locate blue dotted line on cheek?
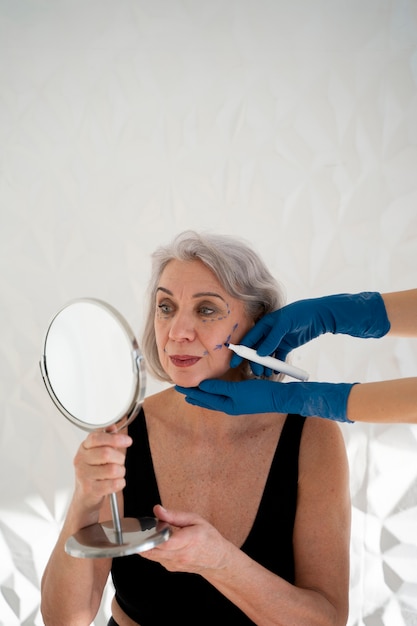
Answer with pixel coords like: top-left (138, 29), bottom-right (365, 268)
top-left (202, 318), bottom-right (226, 323)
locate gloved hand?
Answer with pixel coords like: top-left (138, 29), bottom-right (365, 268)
top-left (175, 379), bottom-right (356, 423)
top-left (231, 292), bottom-right (390, 376)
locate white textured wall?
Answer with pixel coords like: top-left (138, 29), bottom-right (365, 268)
top-left (1, 1), bottom-right (417, 625)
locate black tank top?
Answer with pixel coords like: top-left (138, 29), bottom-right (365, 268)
top-left (111, 409), bottom-right (306, 625)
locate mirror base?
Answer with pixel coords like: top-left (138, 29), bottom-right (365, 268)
top-left (65, 517), bottom-right (172, 558)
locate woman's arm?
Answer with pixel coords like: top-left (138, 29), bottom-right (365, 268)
top-left (382, 289), bottom-right (417, 337)
top-left (41, 498), bottom-right (113, 626)
top-left (40, 429), bottom-right (131, 625)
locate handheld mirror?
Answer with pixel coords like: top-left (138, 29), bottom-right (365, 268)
top-left (40, 298), bottom-right (171, 558)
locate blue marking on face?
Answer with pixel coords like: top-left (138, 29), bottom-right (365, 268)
top-left (212, 323), bottom-right (239, 352)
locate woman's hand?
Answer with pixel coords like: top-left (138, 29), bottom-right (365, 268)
top-left (72, 427), bottom-right (132, 514)
top-left (140, 504), bottom-right (231, 574)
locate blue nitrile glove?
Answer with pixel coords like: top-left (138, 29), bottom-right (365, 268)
top-left (231, 292), bottom-right (390, 376)
top-left (175, 380), bottom-right (356, 423)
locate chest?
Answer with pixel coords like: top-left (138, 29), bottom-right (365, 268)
top-left (149, 421), bottom-right (283, 546)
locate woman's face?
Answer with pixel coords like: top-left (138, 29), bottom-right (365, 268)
top-left (154, 259), bottom-right (254, 387)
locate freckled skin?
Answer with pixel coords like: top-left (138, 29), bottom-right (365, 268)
top-left (154, 259), bottom-right (253, 387)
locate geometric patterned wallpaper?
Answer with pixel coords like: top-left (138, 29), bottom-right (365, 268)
top-left (1, 1), bottom-right (417, 624)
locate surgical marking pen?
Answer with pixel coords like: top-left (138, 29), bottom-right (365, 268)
top-left (227, 343), bottom-right (309, 381)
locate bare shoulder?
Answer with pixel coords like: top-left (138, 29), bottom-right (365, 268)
top-left (301, 416), bottom-right (346, 447)
top-left (143, 386), bottom-right (176, 411)
top-left (298, 418), bottom-right (348, 479)
top-left (142, 386), bottom-right (181, 428)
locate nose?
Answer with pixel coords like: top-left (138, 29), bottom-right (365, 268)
top-left (168, 310), bottom-right (196, 342)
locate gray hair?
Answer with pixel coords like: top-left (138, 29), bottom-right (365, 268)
top-left (141, 230), bottom-right (285, 382)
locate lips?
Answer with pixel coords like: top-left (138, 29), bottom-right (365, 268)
top-left (169, 355), bottom-right (202, 368)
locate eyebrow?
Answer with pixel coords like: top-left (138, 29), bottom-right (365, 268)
top-left (156, 287), bottom-right (227, 302)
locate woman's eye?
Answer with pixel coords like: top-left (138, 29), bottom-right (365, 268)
top-left (199, 305), bottom-right (217, 316)
top-left (157, 303), bottom-right (173, 315)
top-left (156, 301), bottom-right (224, 318)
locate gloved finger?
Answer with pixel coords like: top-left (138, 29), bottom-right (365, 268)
top-left (175, 385), bottom-right (189, 396)
top-left (229, 353), bottom-right (243, 369)
top-left (250, 364), bottom-right (275, 377)
top-left (176, 383), bottom-right (229, 405)
top-left (274, 347), bottom-right (291, 361)
top-left (184, 395), bottom-right (219, 411)
top-left (256, 326), bottom-right (286, 356)
top-left (238, 312), bottom-right (288, 358)
top-left (227, 347), bottom-right (267, 375)
top-left (235, 318), bottom-right (272, 351)
top-left (180, 385), bottom-right (232, 413)
top-left (248, 361), bottom-right (267, 377)
top-left (198, 379), bottom-right (233, 394)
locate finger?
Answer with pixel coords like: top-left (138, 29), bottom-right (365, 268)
top-left (74, 461), bottom-right (127, 500)
top-left (154, 504), bottom-right (202, 528)
top-left (256, 332), bottom-right (284, 356)
top-left (75, 454), bottom-right (127, 492)
top-left (237, 320), bottom-right (269, 349)
top-left (198, 379), bottom-right (232, 394)
top-left (229, 353), bottom-right (243, 368)
top-left (248, 361), bottom-right (266, 377)
top-left (177, 382), bottom-right (229, 403)
top-left (184, 395), bottom-right (222, 411)
top-left (78, 443), bottom-right (128, 472)
top-left (274, 347), bottom-right (291, 361)
top-left (81, 450), bottom-right (127, 476)
top-left (82, 431), bottom-right (132, 451)
top-left (175, 385), bottom-right (189, 396)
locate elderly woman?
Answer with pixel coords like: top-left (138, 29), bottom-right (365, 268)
top-left (41, 230), bottom-right (350, 626)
